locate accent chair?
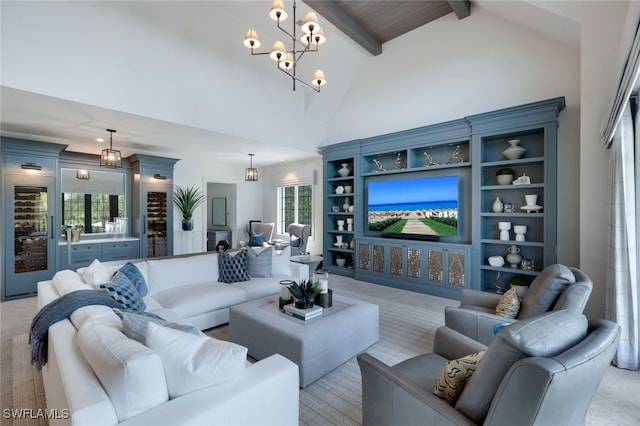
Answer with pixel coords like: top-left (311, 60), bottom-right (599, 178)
top-left (358, 310), bottom-right (620, 426)
top-left (445, 264), bottom-right (593, 345)
top-left (288, 223), bottom-right (311, 256)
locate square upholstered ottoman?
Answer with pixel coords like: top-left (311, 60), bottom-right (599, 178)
top-left (229, 293), bottom-right (379, 388)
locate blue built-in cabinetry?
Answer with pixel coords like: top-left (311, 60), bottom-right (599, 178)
top-left (320, 97), bottom-right (565, 299)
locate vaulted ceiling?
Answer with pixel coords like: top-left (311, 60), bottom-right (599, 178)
top-left (0, 1), bottom-right (579, 167)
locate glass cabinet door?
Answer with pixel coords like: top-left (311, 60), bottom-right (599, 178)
top-left (146, 191), bottom-right (168, 257)
top-left (5, 174), bottom-right (56, 299)
top-left (14, 186), bottom-right (49, 273)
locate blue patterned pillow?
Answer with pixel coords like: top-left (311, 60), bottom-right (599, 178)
top-left (100, 272), bottom-right (146, 312)
top-left (250, 231), bottom-right (264, 247)
top-left (117, 262), bottom-right (147, 297)
top-left (218, 250), bottom-right (251, 283)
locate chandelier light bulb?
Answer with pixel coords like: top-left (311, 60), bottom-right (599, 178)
top-left (269, 40), bottom-right (288, 62)
top-left (301, 27), bottom-right (326, 46)
top-left (279, 53), bottom-right (295, 71)
top-left (301, 11), bottom-right (320, 35)
top-left (243, 29), bottom-right (261, 49)
top-left (311, 69), bottom-right (326, 87)
top-left (269, 0), bottom-right (288, 22)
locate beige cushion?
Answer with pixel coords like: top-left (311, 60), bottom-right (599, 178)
top-left (146, 322), bottom-right (247, 398)
top-left (433, 351), bottom-right (486, 405)
top-left (77, 320), bottom-right (168, 421)
top-left (495, 288), bottom-right (520, 319)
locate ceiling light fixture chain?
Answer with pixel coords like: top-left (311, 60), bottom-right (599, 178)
top-left (244, 0), bottom-right (327, 92)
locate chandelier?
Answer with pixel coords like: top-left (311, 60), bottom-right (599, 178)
top-left (100, 129), bottom-right (122, 169)
top-left (243, 0), bottom-right (327, 92)
top-left (245, 154), bottom-right (258, 181)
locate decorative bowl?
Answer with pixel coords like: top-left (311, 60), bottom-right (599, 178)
top-left (497, 174), bottom-right (514, 185)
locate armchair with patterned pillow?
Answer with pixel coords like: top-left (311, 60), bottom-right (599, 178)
top-left (287, 223), bottom-right (311, 256)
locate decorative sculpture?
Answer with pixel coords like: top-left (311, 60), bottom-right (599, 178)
top-left (423, 152), bottom-right (438, 167)
top-left (373, 158), bottom-right (385, 172)
top-left (445, 145), bottom-right (463, 165)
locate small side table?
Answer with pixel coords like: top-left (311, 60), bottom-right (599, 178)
top-left (290, 254), bottom-right (323, 281)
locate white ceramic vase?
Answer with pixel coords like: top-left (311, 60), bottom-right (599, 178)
top-left (492, 197), bottom-right (504, 213)
top-left (502, 139), bottom-right (526, 160)
top-left (506, 245), bottom-right (522, 268)
top-left (338, 163), bottom-right (350, 177)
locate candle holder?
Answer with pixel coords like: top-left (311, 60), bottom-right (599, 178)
top-left (278, 279), bottom-right (295, 310)
top-left (313, 269), bottom-right (332, 308)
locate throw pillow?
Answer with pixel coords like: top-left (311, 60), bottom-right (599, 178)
top-left (218, 250), bottom-right (251, 283)
top-left (290, 235), bottom-right (301, 248)
top-left (145, 322), bottom-right (248, 398)
top-left (117, 262), bottom-right (148, 297)
top-left (118, 310), bottom-right (201, 344)
top-left (250, 231), bottom-right (265, 247)
top-left (433, 350), bottom-right (486, 405)
top-left (82, 259), bottom-right (112, 288)
top-left (99, 272), bottom-right (146, 312)
top-left (495, 287), bottom-right (521, 319)
top-left (246, 246), bottom-right (273, 278)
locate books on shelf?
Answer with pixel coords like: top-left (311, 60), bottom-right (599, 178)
top-left (283, 304), bottom-right (323, 321)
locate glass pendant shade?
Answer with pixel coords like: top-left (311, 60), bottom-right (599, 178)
top-left (245, 154), bottom-right (258, 181)
top-left (269, 0), bottom-right (288, 21)
top-left (301, 11), bottom-right (320, 34)
top-left (311, 69), bottom-right (326, 87)
top-left (243, 29), bottom-right (261, 49)
top-left (100, 129), bottom-right (122, 169)
top-left (269, 41), bottom-right (287, 61)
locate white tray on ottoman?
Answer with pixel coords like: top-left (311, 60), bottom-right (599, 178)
top-left (229, 293), bottom-right (379, 388)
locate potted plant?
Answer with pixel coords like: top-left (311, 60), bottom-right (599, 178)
top-left (509, 275), bottom-right (529, 298)
top-left (496, 167), bottom-right (515, 185)
top-left (335, 253), bottom-right (346, 267)
top-left (287, 280), bottom-right (320, 309)
top-left (173, 185), bottom-right (206, 231)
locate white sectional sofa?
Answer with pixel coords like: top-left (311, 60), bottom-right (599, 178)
top-left (36, 247), bottom-right (306, 426)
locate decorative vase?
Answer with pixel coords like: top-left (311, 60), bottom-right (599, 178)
top-left (506, 245), bottom-right (522, 268)
top-left (349, 238), bottom-right (355, 249)
top-left (295, 299), bottom-right (314, 309)
top-left (182, 219), bottom-right (193, 231)
top-left (338, 163), bottom-right (350, 177)
top-left (496, 174), bottom-right (514, 185)
top-left (502, 139), bottom-right (526, 160)
top-left (492, 197), bottom-right (504, 213)
top-left (336, 257), bottom-right (346, 267)
top-left (343, 197), bottom-right (351, 212)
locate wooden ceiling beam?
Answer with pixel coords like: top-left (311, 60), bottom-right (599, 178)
top-left (303, 0), bottom-right (383, 56)
top-left (447, 0), bottom-right (471, 20)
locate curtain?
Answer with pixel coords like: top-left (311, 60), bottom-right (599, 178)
top-left (606, 103), bottom-right (639, 370)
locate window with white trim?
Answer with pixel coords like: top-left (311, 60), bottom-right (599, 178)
top-left (278, 184), bottom-right (312, 234)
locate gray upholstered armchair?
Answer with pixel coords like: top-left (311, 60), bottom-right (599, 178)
top-left (288, 223), bottom-right (311, 256)
top-left (445, 264), bottom-right (593, 345)
top-left (358, 310), bottom-right (620, 426)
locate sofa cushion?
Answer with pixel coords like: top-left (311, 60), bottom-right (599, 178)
top-left (152, 282), bottom-right (247, 318)
top-left (233, 278), bottom-right (280, 301)
top-left (77, 320), bottom-right (169, 421)
top-left (99, 272), bottom-right (146, 312)
top-left (246, 246), bottom-right (272, 278)
top-left (117, 262), bottom-right (148, 297)
top-left (81, 259), bottom-right (112, 288)
top-left (146, 322), bottom-right (247, 398)
top-left (119, 311), bottom-right (201, 344)
top-left (272, 245), bottom-right (292, 276)
top-left (495, 288), bottom-right (520, 319)
top-left (219, 250), bottom-right (251, 283)
top-left (434, 350), bottom-right (486, 405)
top-left (146, 253), bottom-right (218, 294)
top-left (69, 305), bottom-right (122, 330)
top-left (455, 310), bottom-right (588, 423)
top-left (517, 264), bottom-right (576, 319)
top-left (52, 269), bottom-right (92, 295)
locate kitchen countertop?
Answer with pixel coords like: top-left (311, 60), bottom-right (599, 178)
top-left (58, 237), bottom-right (140, 246)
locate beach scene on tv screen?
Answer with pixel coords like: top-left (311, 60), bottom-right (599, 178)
top-left (367, 176), bottom-right (458, 236)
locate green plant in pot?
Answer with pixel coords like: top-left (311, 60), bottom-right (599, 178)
top-left (335, 253), bottom-right (346, 267)
top-left (509, 275), bottom-right (529, 298)
top-left (173, 185), bottom-right (206, 231)
top-left (288, 280), bottom-right (320, 309)
top-left (496, 167), bottom-right (515, 185)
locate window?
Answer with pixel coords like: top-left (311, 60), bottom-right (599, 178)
top-left (278, 184), bottom-right (312, 234)
top-left (62, 193), bottom-right (124, 233)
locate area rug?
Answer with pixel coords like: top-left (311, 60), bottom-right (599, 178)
top-left (12, 334), bottom-right (48, 426)
top-left (12, 290), bottom-right (446, 426)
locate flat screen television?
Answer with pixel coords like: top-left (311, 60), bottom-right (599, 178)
top-left (367, 175), bottom-right (459, 240)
